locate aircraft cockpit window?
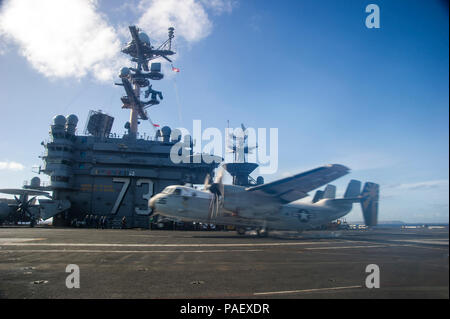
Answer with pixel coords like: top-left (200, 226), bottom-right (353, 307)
top-left (162, 187), bottom-right (175, 194)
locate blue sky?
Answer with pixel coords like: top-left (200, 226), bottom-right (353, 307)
top-left (0, 0), bottom-right (448, 222)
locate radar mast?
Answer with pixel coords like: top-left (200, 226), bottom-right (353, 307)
top-left (116, 26), bottom-right (175, 138)
top-left (223, 123), bottom-right (263, 186)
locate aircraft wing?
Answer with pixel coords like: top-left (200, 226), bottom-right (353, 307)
top-left (246, 164), bottom-right (350, 203)
top-left (0, 188), bottom-right (52, 198)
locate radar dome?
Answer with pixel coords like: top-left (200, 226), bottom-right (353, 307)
top-left (161, 126), bottom-right (171, 143)
top-left (161, 126), bottom-right (171, 135)
top-left (138, 32), bottom-right (150, 45)
top-left (66, 114), bottom-right (78, 125)
top-left (119, 67), bottom-right (130, 78)
top-left (256, 176), bottom-right (264, 185)
top-left (30, 177), bottom-right (41, 188)
top-left (53, 115), bottom-right (66, 126)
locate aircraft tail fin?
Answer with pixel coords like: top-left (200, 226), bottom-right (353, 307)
top-left (325, 180), bottom-right (361, 205)
top-left (344, 179), bottom-right (361, 198)
top-left (323, 184), bottom-right (336, 199)
top-left (360, 182), bottom-right (379, 226)
top-left (312, 190), bottom-right (324, 203)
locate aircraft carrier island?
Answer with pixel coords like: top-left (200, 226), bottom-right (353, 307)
top-left (18, 26), bottom-right (221, 229)
top-left (35, 111), bottom-right (219, 228)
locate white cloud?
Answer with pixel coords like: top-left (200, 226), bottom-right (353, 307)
top-left (0, 0), bottom-right (124, 82)
top-left (381, 179), bottom-right (449, 200)
top-left (200, 0), bottom-right (236, 15)
top-left (0, 0), bottom-right (235, 81)
top-left (138, 0), bottom-right (211, 43)
top-left (134, 0), bottom-right (235, 78)
top-left (137, 0), bottom-right (233, 43)
top-left (394, 179), bottom-right (449, 191)
top-left (0, 161), bottom-right (25, 171)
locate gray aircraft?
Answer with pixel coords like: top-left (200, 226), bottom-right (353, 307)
top-left (0, 189), bottom-right (49, 226)
top-left (149, 164), bottom-right (379, 236)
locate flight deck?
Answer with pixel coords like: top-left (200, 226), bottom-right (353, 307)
top-left (0, 227), bottom-right (448, 299)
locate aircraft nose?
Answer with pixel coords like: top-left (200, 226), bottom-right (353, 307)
top-left (149, 194), bottom-right (168, 213)
top-left (149, 196), bottom-right (158, 210)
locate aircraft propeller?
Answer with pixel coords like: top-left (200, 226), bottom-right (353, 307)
top-left (13, 195), bottom-right (38, 225)
top-left (205, 167), bottom-right (225, 221)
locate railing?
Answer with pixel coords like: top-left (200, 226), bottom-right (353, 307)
top-left (23, 180), bottom-right (50, 187)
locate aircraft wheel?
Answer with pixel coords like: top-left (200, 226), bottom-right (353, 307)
top-left (236, 227), bottom-right (246, 235)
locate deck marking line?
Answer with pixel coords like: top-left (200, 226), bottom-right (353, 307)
top-left (389, 239), bottom-right (449, 246)
top-left (0, 249), bottom-right (263, 254)
top-left (0, 241), bottom-right (347, 248)
top-left (0, 238), bottom-right (46, 243)
top-left (305, 245), bottom-right (386, 250)
top-left (254, 285), bottom-right (363, 295)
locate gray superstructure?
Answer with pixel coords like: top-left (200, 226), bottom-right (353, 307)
top-left (27, 26), bottom-right (220, 228)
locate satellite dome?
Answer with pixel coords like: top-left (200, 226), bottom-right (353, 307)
top-left (30, 177), bottom-right (41, 188)
top-left (161, 126), bottom-right (171, 143)
top-left (138, 32), bottom-right (150, 45)
top-left (53, 115), bottom-right (66, 126)
top-left (256, 176), bottom-right (264, 185)
top-left (66, 114), bottom-right (78, 125)
top-left (119, 67), bottom-right (130, 78)
top-left (161, 126), bottom-right (171, 135)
